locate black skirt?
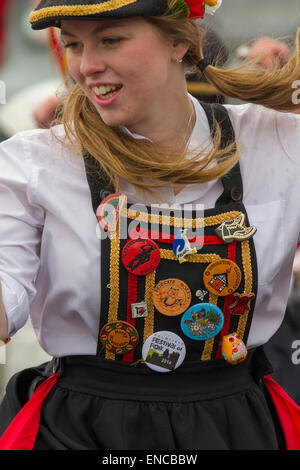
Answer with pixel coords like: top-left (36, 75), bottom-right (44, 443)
top-left (0, 348), bottom-right (285, 450)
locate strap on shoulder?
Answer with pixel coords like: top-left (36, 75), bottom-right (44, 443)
top-left (199, 102), bottom-right (243, 207)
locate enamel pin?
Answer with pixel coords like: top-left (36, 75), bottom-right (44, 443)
top-left (131, 301), bottom-right (148, 319)
top-left (229, 293), bottom-right (255, 315)
top-left (195, 289), bottom-right (208, 301)
top-left (215, 213), bottom-right (257, 243)
top-left (173, 229), bottom-right (197, 263)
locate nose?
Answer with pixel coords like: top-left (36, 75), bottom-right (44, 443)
top-left (79, 45), bottom-right (106, 77)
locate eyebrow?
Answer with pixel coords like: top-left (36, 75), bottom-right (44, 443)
top-left (61, 21), bottom-right (128, 37)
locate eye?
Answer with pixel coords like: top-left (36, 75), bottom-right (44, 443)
top-left (63, 42), bottom-right (81, 51)
top-left (102, 37), bottom-right (122, 46)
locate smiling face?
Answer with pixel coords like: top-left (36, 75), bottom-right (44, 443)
top-left (61, 18), bottom-right (189, 135)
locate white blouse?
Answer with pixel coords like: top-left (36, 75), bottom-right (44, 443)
top-left (0, 95), bottom-right (300, 356)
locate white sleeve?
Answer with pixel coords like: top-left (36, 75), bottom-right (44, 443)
top-left (226, 103), bottom-right (300, 245)
top-left (0, 133), bottom-right (45, 336)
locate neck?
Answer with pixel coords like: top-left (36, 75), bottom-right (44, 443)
top-left (126, 94), bottom-right (196, 153)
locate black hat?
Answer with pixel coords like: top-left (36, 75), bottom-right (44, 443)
top-left (30, 0), bottom-right (173, 30)
top-left (30, 0), bottom-right (222, 31)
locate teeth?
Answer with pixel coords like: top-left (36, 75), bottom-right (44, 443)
top-left (92, 85), bottom-right (121, 99)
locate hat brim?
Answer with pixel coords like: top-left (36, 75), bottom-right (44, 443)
top-left (30, 0), bottom-right (169, 30)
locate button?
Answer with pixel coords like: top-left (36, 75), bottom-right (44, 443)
top-left (142, 331), bottom-right (186, 372)
top-left (215, 213), bottom-right (257, 243)
top-left (222, 333), bottom-right (247, 365)
top-left (153, 279), bottom-right (192, 316)
top-left (181, 303), bottom-right (224, 341)
top-left (231, 187), bottom-right (242, 201)
top-left (229, 293), bottom-right (255, 315)
top-left (131, 301), bottom-right (148, 318)
top-left (122, 238), bottom-right (160, 276)
top-left (173, 229), bottom-right (197, 263)
top-left (96, 193), bottom-right (126, 232)
top-left (203, 259), bottom-right (241, 296)
top-left (99, 321), bottom-right (139, 354)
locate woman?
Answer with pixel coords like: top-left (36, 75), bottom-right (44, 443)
top-left (0, 0), bottom-right (300, 450)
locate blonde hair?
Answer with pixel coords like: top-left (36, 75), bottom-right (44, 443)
top-left (56, 8), bottom-right (300, 198)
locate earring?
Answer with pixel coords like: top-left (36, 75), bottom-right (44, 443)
top-left (175, 56), bottom-right (183, 64)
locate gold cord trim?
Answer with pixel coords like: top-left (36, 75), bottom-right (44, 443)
top-left (122, 209), bottom-right (241, 229)
top-left (106, 232), bottom-right (121, 360)
top-left (160, 249), bottom-right (221, 263)
top-left (143, 271), bottom-right (156, 343)
top-left (201, 293), bottom-right (218, 361)
top-left (30, 0), bottom-right (137, 23)
top-left (237, 240), bottom-right (253, 339)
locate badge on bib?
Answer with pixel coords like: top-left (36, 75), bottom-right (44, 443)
top-left (222, 333), bottom-right (247, 365)
top-left (215, 213), bottom-right (257, 243)
top-left (173, 229), bottom-right (197, 263)
top-left (229, 293), bottom-right (255, 315)
top-left (153, 278), bottom-right (192, 316)
top-left (122, 238), bottom-right (160, 276)
top-left (203, 259), bottom-right (241, 296)
top-left (131, 301), bottom-right (148, 318)
top-left (142, 331), bottom-right (186, 372)
top-left (181, 303), bottom-right (224, 341)
top-left (99, 321), bottom-right (139, 355)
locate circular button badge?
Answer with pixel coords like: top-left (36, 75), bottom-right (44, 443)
top-left (181, 303), bottom-right (224, 341)
top-left (142, 331), bottom-right (186, 373)
top-left (153, 278), bottom-right (192, 317)
top-left (122, 238), bottom-right (160, 276)
top-left (99, 321), bottom-right (139, 355)
top-left (203, 259), bottom-right (242, 296)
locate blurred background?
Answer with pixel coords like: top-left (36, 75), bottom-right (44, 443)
top-left (0, 0), bottom-right (300, 400)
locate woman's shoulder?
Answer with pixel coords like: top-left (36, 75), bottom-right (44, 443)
top-left (224, 102), bottom-right (300, 136)
top-left (0, 124), bottom-right (83, 173)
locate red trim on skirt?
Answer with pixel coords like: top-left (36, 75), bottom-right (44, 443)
top-left (263, 374), bottom-right (300, 450)
top-left (0, 373), bottom-right (58, 450)
top-left (1, 371), bottom-right (300, 450)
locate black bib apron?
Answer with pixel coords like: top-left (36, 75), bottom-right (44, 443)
top-left (0, 103), bottom-right (286, 450)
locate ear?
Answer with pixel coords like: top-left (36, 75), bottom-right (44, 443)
top-left (171, 40), bottom-right (190, 62)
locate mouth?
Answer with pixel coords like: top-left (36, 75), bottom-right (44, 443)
top-left (91, 84), bottom-right (123, 100)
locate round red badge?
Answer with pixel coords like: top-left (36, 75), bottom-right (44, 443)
top-left (122, 238), bottom-right (160, 276)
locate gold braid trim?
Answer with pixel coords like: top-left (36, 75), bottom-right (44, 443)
top-left (105, 232), bottom-right (121, 360)
top-left (237, 240), bottom-right (253, 339)
top-left (160, 249), bottom-right (221, 263)
top-left (201, 293), bottom-right (218, 361)
top-left (143, 271), bottom-right (156, 343)
top-left (122, 209), bottom-right (241, 228)
top-left (30, 0), bottom-right (137, 23)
